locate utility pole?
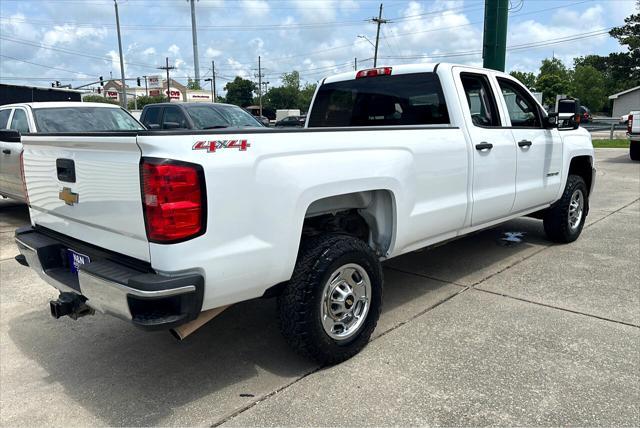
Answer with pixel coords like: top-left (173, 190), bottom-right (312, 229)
top-left (354, 57), bottom-right (357, 70)
top-left (158, 57), bottom-right (176, 102)
top-left (143, 75), bottom-right (148, 96)
top-left (371, 3), bottom-right (388, 67)
top-left (211, 60), bottom-right (216, 102)
top-left (255, 55), bottom-right (264, 116)
top-left (482, 0), bottom-right (509, 71)
top-left (114, 0), bottom-right (127, 108)
top-left (188, 0), bottom-right (201, 86)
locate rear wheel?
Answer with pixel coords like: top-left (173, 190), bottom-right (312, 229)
top-left (278, 234), bottom-right (382, 365)
top-left (543, 175), bottom-right (588, 243)
top-left (630, 140), bottom-right (640, 161)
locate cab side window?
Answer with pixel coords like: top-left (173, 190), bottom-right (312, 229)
top-left (142, 107), bottom-right (162, 129)
top-left (497, 78), bottom-right (542, 128)
top-left (460, 73), bottom-right (501, 127)
top-left (0, 109), bottom-right (11, 129)
top-left (162, 106), bottom-right (189, 129)
top-left (10, 109), bottom-right (30, 133)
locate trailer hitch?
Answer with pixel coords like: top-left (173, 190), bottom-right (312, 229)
top-left (50, 292), bottom-right (94, 320)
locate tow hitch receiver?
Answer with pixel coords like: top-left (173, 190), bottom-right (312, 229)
top-left (50, 292), bottom-right (94, 320)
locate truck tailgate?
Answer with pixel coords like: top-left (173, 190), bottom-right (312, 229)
top-left (21, 135), bottom-right (149, 262)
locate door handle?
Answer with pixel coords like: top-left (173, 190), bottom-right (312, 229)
top-left (2, 149), bottom-right (10, 155)
top-left (518, 140), bottom-right (532, 148)
top-left (475, 142), bottom-right (493, 151)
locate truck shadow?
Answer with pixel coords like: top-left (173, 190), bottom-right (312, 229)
top-left (7, 217), bottom-right (548, 425)
top-left (0, 199), bottom-right (29, 232)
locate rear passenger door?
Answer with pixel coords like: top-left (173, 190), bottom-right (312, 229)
top-left (495, 77), bottom-right (563, 211)
top-left (454, 69), bottom-right (516, 226)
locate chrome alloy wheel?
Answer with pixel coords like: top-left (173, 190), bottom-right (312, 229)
top-left (320, 263), bottom-right (371, 341)
top-left (568, 189), bottom-right (584, 230)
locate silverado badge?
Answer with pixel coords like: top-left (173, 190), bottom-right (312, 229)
top-left (59, 187), bottom-right (79, 206)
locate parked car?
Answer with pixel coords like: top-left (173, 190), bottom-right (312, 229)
top-left (579, 106), bottom-right (592, 123)
top-left (140, 102), bottom-right (265, 130)
top-left (0, 102), bottom-right (144, 202)
top-left (627, 111), bottom-right (639, 161)
top-left (10, 64), bottom-right (594, 365)
top-left (275, 115), bottom-right (305, 127)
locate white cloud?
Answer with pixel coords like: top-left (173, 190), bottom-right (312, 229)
top-left (241, 0), bottom-right (269, 17)
top-left (168, 44), bottom-right (181, 56)
top-left (142, 47), bottom-right (156, 56)
top-left (205, 47), bottom-right (222, 58)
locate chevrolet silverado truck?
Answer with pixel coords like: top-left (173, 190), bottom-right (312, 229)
top-left (7, 64), bottom-right (595, 365)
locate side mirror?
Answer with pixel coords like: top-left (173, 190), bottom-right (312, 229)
top-left (0, 129), bottom-right (21, 143)
top-left (555, 98), bottom-right (581, 130)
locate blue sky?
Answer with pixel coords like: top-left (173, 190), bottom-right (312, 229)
top-left (0, 0), bottom-right (636, 94)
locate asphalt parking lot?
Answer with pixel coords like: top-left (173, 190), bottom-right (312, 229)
top-left (1, 148), bottom-right (638, 426)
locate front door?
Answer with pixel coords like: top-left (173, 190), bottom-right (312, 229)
top-left (456, 70), bottom-right (517, 226)
top-left (495, 77), bottom-right (563, 212)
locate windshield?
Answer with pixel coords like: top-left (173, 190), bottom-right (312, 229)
top-left (33, 107), bottom-right (144, 132)
top-left (185, 104), bottom-right (263, 128)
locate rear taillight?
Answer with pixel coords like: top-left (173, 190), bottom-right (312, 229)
top-left (628, 114), bottom-right (633, 134)
top-left (19, 150), bottom-right (29, 205)
top-left (356, 67), bottom-right (392, 79)
top-left (141, 158), bottom-right (206, 243)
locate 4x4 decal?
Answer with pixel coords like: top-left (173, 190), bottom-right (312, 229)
top-left (193, 140), bottom-right (250, 153)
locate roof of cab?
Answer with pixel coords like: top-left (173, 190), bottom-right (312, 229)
top-left (323, 63), bottom-right (439, 85)
top-left (1, 102), bottom-right (122, 109)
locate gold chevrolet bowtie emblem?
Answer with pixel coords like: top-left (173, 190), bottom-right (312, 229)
top-left (59, 187), bottom-right (79, 206)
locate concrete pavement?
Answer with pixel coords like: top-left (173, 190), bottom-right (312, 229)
top-left (1, 148), bottom-right (638, 426)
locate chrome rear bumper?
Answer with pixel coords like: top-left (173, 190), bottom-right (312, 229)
top-left (15, 227), bottom-right (203, 330)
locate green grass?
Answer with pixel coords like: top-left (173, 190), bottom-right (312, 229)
top-left (592, 139), bottom-right (630, 148)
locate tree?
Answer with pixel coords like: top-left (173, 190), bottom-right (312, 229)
top-left (187, 76), bottom-right (202, 90)
top-left (571, 65), bottom-right (606, 111)
top-left (127, 95), bottom-right (168, 110)
top-left (82, 95), bottom-right (119, 105)
top-left (298, 83), bottom-right (317, 112)
top-left (509, 71), bottom-right (536, 90)
top-left (536, 58), bottom-right (572, 106)
top-left (281, 71), bottom-right (300, 91)
top-left (224, 77), bottom-right (256, 107)
top-left (609, 2), bottom-right (640, 85)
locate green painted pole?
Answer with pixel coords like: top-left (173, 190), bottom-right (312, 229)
top-left (482, 0), bottom-right (509, 71)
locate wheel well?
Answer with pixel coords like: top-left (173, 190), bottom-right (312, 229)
top-left (302, 190), bottom-right (395, 257)
top-left (568, 156), bottom-right (593, 195)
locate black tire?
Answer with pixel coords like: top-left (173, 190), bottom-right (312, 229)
top-left (278, 234), bottom-right (383, 365)
top-left (630, 141), bottom-right (640, 161)
top-left (543, 175), bottom-right (588, 243)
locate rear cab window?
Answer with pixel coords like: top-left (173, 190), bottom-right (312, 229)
top-left (33, 107), bottom-right (144, 132)
top-left (308, 72), bottom-right (450, 127)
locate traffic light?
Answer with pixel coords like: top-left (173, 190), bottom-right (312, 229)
top-left (137, 77), bottom-right (141, 86)
top-left (97, 87), bottom-right (102, 94)
top-left (99, 76), bottom-right (104, 86)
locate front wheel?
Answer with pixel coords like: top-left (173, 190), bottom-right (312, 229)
top-left (543, 175), bottom-right (588, 243)
top-left (630, 140), bottom-right (640, 161)
top-left (278, 234), bottom-right (383, 365)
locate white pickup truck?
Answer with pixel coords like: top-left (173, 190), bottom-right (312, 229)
top-left (9, 64), bottom-right (594, 365)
